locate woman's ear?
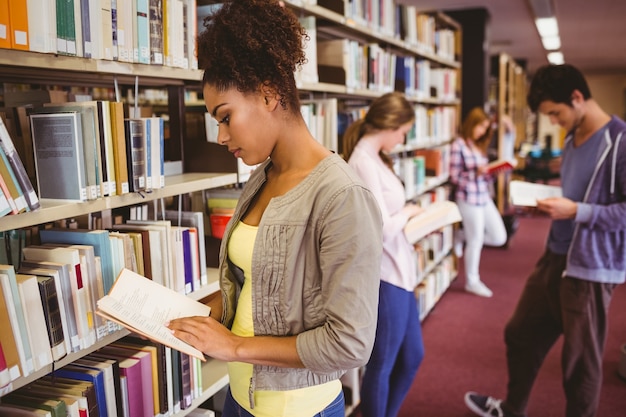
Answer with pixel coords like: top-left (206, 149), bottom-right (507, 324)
top-left (260, 82), bottom-right (279, 111)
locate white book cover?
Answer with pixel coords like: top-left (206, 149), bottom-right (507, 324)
top-left (15, 274), bottom-right (53, 372)
top-left (27, 0), bottom-right (56, 53)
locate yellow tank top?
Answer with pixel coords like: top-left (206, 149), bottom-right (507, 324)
top-left (227, 221), bottom-right (341, 417)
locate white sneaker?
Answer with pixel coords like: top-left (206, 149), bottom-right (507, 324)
top-left (465, 281), bottom-right (493, 298)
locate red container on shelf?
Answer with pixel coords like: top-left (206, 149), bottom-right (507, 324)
top-left (210, 213), bottom-right (233, 239)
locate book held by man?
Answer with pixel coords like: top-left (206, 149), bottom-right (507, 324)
top-left (509, 180), bottom-right (563, 207)
top-left (96, 268), bottom-right (210, 361)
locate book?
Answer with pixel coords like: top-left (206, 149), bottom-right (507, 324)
top-left (15, 273), bottom-right (53, 372)
top-left (20, 264), bottom-right (75, 355)
top-left (53, 364), bottom-right (108, 417)
top-left (109, 101), bottom-right (129, 195)
top-left (40, 243), bottom-right (109, 340)
top-left (404, 200), bottom-right (462, 244)
top-left (36, 274), bottom-right (67, 361)
top-left (123, 118), bottom-right (147, 192)
top-left (1, 394), bottom-right (67, 417)
top-left (105, 343), bottom-right (155, 417)
top-left (0, 404), bottom-right (51, 417)
top-left (0, 116), bottom-right (39, 210)
top-left (91, 348), bottom-right (145, 417)
top-left (38, 103), bottom-right (102, 200)
top-left (83, 354), bottom-right (124, 417)
top-left (29, 111), bottom-right (88, 201)
top-left (0, 339), bottom-right (12, 388)
top-left (117, 337), bottom-right (169, 416)
top-left (19, 260), bottom-right (79, 354)
top-left (149, 0), bottom-right (164, 64)
top-left (0, 0), bottom-right (11, 49)
top-left (80, 0), bottom-right (92, 57)
top-left (509, 180), bottom-right (563, 207)
top-left (22, 245), bottom-right (97, 350)
top-left (38, 228), bottom-right (116, 297)
top-left (0, 278), bottom-right (23, 381)
top-left (7, 0), bottom-right (29, 50)
top-left (136, 0), bottom-right (150, 64)
top-left (485, 158), bottom-right (518, 175)
top-left (96, 268), bottom-right (210, 360)
top-left (17, 386), bottom-right (81, 417)
top-left (38, 376), bottom-right (99, 417)
top-left (0, 140), bottom-right (28, 213)
top-left (0, 264), bottom-right (34, 376)
top-left (28, 380), bottom-right (91, 417)
top-left (72, 357), bottom-right (119, 417)
top-left (26, 0), bottom-right (57, 53)
top-left (0, 168), bottom-right (18, 216)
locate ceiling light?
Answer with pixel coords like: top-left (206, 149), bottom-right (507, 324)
top-left (535, 17), bottom-right (559, 37)
top-left (547, 51), bottom-right (564, 65)
top-left (541, 35), bottom-right (561, 50)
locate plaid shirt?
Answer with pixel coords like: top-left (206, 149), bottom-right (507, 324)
top-left (450, 137), bottom-right (491, 205)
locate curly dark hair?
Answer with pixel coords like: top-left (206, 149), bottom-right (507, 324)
top-left (198, 0), bottom-right (309, 113)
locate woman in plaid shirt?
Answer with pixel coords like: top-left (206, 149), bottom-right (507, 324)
top-left (450, 107), bottom-right (508, 297)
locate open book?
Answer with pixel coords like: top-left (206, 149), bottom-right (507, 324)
top-left (404, 200), bottom-right (462, 244)
top-left (485, 158), bottom-right (518, 175)
top-left (509, 180), bottom-right (562, 207)
top-left (96, 268), bottom-right (211, 360)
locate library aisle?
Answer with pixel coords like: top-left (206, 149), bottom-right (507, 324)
top-left (365, 215), bottom-right (626, 416)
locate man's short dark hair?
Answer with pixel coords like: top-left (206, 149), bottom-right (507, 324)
top-left (527, 64), bottom-right (591, 112)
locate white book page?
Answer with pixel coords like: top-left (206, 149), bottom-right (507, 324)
top-left (510, 180), bottom-right (562, 207)
top-left (96, 268), bottom-right (210, 360)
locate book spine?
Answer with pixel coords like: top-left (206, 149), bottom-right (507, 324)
top-left (80, 0), bottom-right (92, 57)
top-left (37, 276), bottom-right (67, 362)
top-left (111, 0), bottom-right (119, 60)
top-left (124, 119), bottom-right (146, 192)
top-left (136, 0), bottom-right (150, 64)
top-left (66, 0), bottom-right (77, 55)
top-left (8, 0), bottom-right (29, 50)
top-left (149, 0), bottom-right (163, 65)
top-left (0, 0), bottom-right (11, 49)
top-left (0, 117), bottom-right (39, 210)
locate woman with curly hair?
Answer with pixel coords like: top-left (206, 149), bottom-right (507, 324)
top-left (343, 92), bottom-right (425, 417)
top-left (449, 107), bottom-right (508, 298)
top-left (166, 1), bottom-right (384, 416)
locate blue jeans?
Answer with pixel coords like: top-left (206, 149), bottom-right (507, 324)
top-left (359, 281), bottom-right (424, 417)
top-left (222, 386), bottom-right (345, 417)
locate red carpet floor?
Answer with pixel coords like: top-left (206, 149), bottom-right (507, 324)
top-left (353, 215), bottom-right (626, 416)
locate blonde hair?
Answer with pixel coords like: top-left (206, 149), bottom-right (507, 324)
top-left (342, 92), bottom-right (415, 168)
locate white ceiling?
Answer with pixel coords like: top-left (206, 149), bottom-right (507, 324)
top-left (400, 0), bottom-right (626, 76)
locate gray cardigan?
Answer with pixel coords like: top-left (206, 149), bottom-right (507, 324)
top-left (567, 115), bottom-right (626, 283)
top-left (217, 154), bottom-right (383, 404)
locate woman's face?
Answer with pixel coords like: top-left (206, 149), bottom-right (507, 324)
top-left (471, 119), bottom-right (491, 141)
top-left (203, 83), bottom-right (276, 166)
top-left (382, 121), bottom-right (414, 153)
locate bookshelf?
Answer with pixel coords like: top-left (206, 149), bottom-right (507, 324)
top-left (489, 53), bottom-right (529, 214)
top-left (0, 0), bottom-right (462, 415)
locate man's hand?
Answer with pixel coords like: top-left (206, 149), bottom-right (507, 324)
top-left (536, 197), bottom-right (577, 219)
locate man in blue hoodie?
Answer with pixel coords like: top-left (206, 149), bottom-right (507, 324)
top-left (465, 63), bottom-right (626, 417)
